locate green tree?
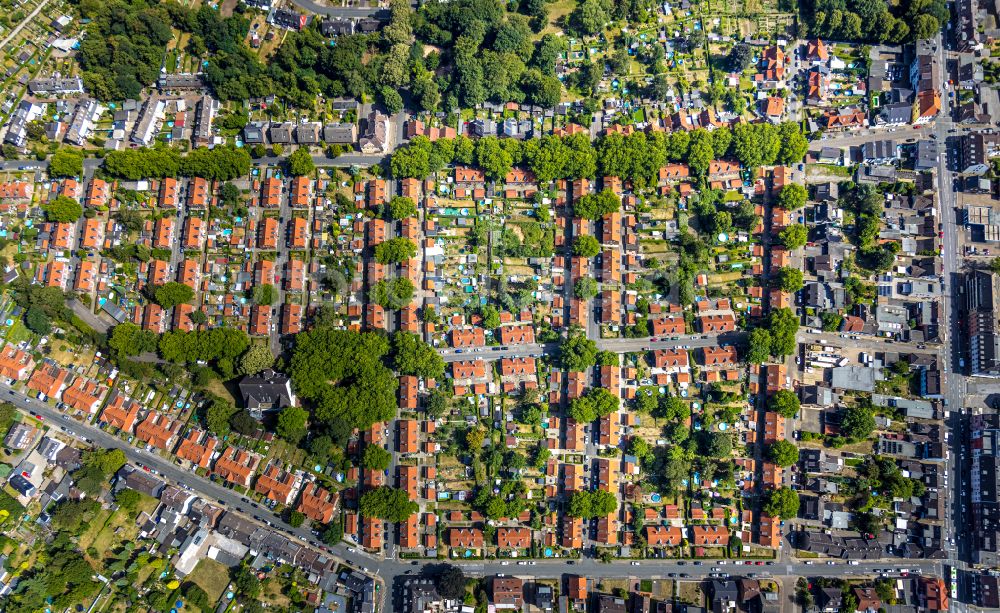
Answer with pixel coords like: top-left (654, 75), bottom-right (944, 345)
top-left (480, 305), bottom-right (502, 330)
top-left (571, 0), bottom-right (608, 35)
top-left (560, 329), bottom-right (598, 371)
top-left (374, 237), bottom-right (417, 264)
top-left (703, 431), bottom-right (733, 458)
top-left (567, 489), bottom-right (618, 518)
top-left (573, 277), bottom-right (599, 300)
top-left (769, 389), bottom-right (800, 418)
top-left (435, 566), bottom-right (467, 600)
top-left (115, 488), bottom-right (141, 512)
top-left (568, 387), bottom-right (619, 423)
top-left (573, 235), bottom-right (601, 258)
top-left (230, 409), bottom-right (258, 435)
top-left (763, 487), bottom-right (800, 519)
top-left (777, 183), bottom-right (808, 210)
top-left (841, 404), bottom-right (876, 441)
top-left (289, 329), bottom-right (398, 431)
top-left (42, 195), bottom-right (83, 222)
top-left (779, 224), bottom-right (808, 249)
top-left (359, 486), bottom-right (418, 522)
top-left (573, 190), bottom-right (619, 220)
top-left (24, 306), bottom-right (51, 334)
top-left (238, 343), bottom-right (274, 376)
top-left (205, 399), bottom-right (238, 436)
top-left (768, 307), bottom-right (799, 356)
top-left (288, 510), bottom-right (305, 528)
top-left (392, 331), bottom-right (445, 379)
top-left (232, 564), bottom-right (261, 598)
top-left (153, 282), bottom-right (195, 308)
top-left (49, 149), bottom-right (84, 177)
top-left (275, 406), bottom-right (308, 444)
top-left (362, 444), bottom-right (392, 471)
top-left (388, 196), bottom-right (417, 219)
top-left (288, 147), bottom-right (316, 177)
top-left (776, 267), bottom-right (804, 293)
top-left (370, 278), bottom-right (415, 309)
top-left (746, 328), bottom-right (772, 364)
top-left (767, 439), bottom-right (800, 467)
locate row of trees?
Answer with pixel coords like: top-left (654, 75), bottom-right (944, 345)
top-left (102, 146), bottom-right (252, 181)
top-left (390, 123), bottom-right (808, 187)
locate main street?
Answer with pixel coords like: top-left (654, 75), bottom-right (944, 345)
top-left (438, 332), bottom-right (747, 363)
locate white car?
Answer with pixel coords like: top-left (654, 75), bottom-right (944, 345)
top-left (631, 562), bottom-right (640, 566)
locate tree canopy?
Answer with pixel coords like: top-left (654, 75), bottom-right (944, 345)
top-left (779, 224), bottom-right (809, 250)
top-left (769, 389), bottom-right (800, 418)
top-left (42, 196), bottom-right (83, 222)
top-left (568, 387), bottom-right (619, 423)
top-left (286, 148), bottom-right (315, 176)
top-left (767, 439), bottom-right (800, 467)
top-left (49, 149), bottom-right (84, 177)
top-left (289, 329), bottom-right (397, 432)
top-left (777, 183), bottom-right (808, 210)
top-left (153, 281), bottom-right (195, 308)
top-left (573, 189), bottom-right (620, 220)
top-left (359, 486), bottom-right (418, 522)
top-left (763, 487), bottom-right (800, 519)
top-left (560, 329), bottom-right (598, 371)
top-left (573, 235), bottom-right (601, 258)
top-left (392, 331), bottom-right (445, 379)
top-left (374, 237), bottom-right (418, 264)
top-left (567, 489), bottom-right (618, 518)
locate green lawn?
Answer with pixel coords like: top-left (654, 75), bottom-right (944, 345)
top-left (189, 558), bottom-right (231, 603)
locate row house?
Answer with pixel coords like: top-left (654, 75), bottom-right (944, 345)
top-left (61, 376), bottom-right (105, 414)
top-left (289, 176), bottom-right (312, 208)
top-left (174, 304), bottom-right (196, 332)
top-left (174, 429), bottom-right (218, 468)
top-left (249, 304), bottom-right (272, 336)
top-left (0, 344), bottom-right (35, 381)
top-left (178, 259), bottom-right (200, 289)
top-left (261, 177), bottom-right (282, 207)
top-left (255, 461), bottom-right (302, 505)
top-left (159, 178), bottom-right (180, 208)
top-left (451, 327), bottom-right (485, 348)
top-left (100, 393), bottom-right (142, 432)
top-left (188, 177), bottom-right (211, 208)
top-left (152, 218), bottom-right (174, 249)
top-left (499, 324), bottom-right (534, 345)
top-left (281, 303), bottom-right (303, 335)
top-left (80, 218), bottom-right (103, 251)
top-left (85, 179), bottom-right (109, 208)
top-left (298, 483), bottom-right (338, 523)
top-left (27, 361), bottom-right (69, 398)
top-left (258, 217), bottom-right (279, 250)
top-left (135, 412), bottom-right (183, 450)
top-left (73, 261), bottom-right (96, 294)
top-left (183, 217), bottom-right (206, 250)
top-left (288, 217), bottom-right (308, 249)
top-left (214, 447), bottom-right (261, 487)
top-left (36, 260), bottom-right (68, 290)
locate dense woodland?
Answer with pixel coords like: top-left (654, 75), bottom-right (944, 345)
top-left (800, 0), bottom-right (949, 43)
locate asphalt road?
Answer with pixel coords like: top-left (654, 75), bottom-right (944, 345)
top-left (287, 0), bottom-right (390, 18)
top-left (439, 333), bottom-right (747, 363)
